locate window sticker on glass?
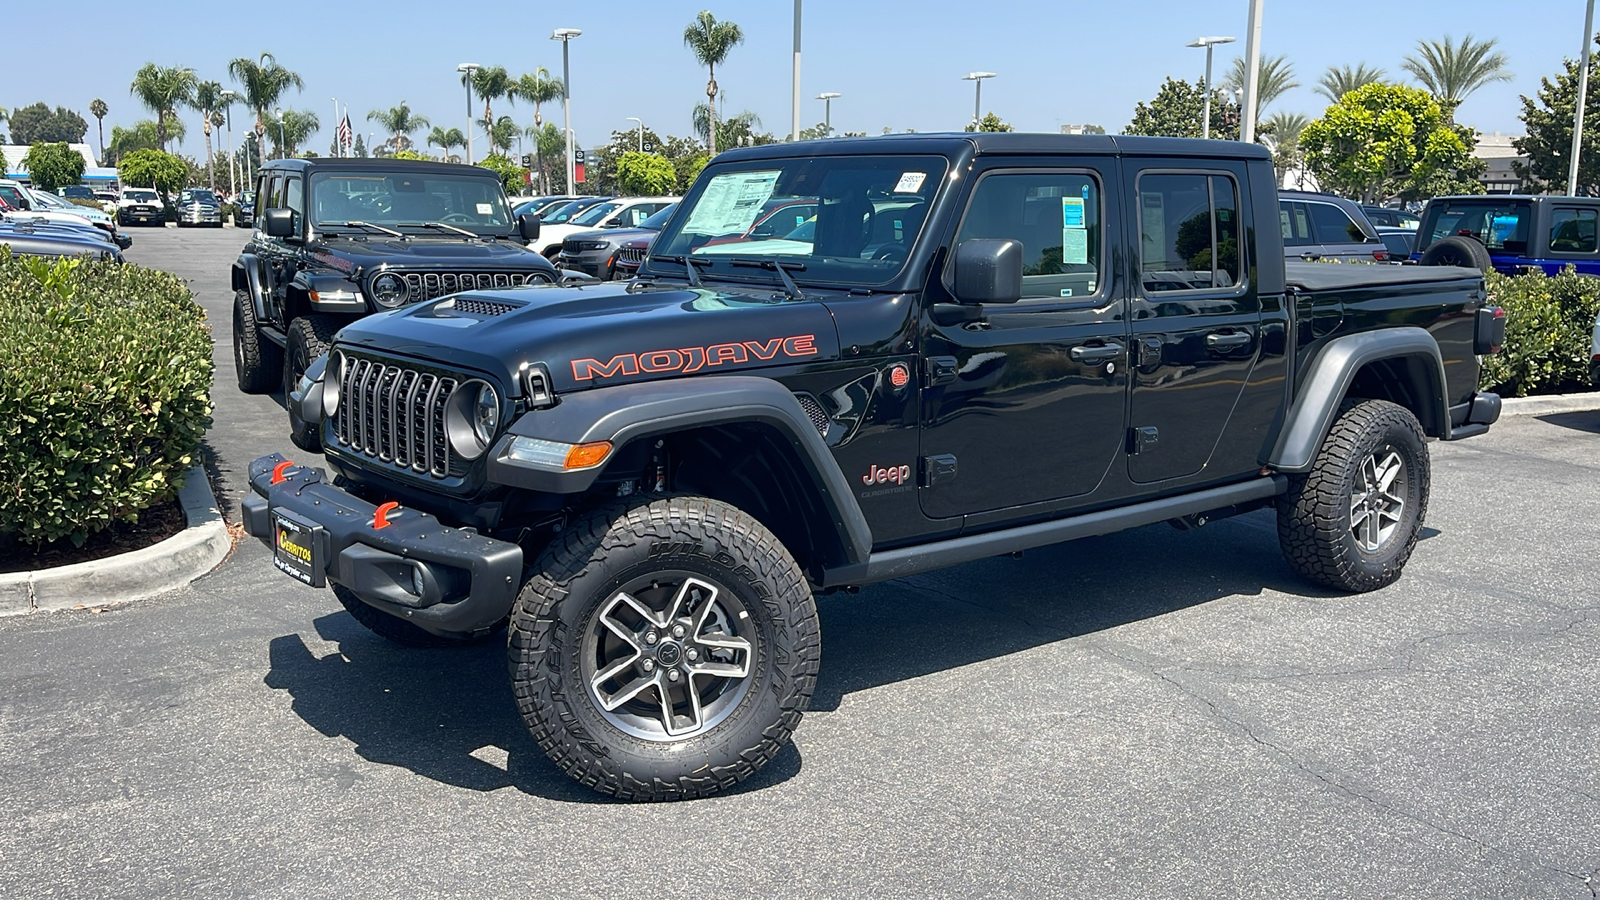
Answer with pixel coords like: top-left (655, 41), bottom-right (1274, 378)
top-left (683, 170), bottom-right (781, 236)
top-left (894, 172), bottom-right (928, 193)
top-left (476, 203), bottom-right (493, 215)
top-left (1062, 195), bottom-right (1089, 265)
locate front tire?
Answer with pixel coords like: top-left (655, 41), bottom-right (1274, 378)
top-left (510, 495), bottom-right (820, 801)
top-left (284, 315), bottom-right (339, 452)
top-left (1277, 399), bottom-right (1430, 592)
top-left (232, 289), bottom-right (282, 394)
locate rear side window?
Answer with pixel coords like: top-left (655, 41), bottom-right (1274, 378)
top-left (1549, 207), bottom-right (1598, 254)
top-left (1307, 201), bottom-right (1368, 244)
top-left (1280, 201), bottom-right (1315, 247)
top-left (955, 170), bottom-right (1103, 300)
top-left (1138, 173), bottom-right (1241, 293)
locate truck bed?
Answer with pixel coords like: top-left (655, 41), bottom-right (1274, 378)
top-left (1284, 260), bottom-right (1482, 291)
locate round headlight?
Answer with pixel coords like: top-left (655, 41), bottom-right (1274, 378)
top-left (444, 380), bottom-right (499, 460)
top-left (370, 273), bottom-right (407, 308)
top-left (322, 351), bottom-right (343, 417)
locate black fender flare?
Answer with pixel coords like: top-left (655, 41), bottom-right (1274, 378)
top-left (486, 376), bottom-right (873, 566)
top-left (232, 254), bottom-right (271, 322)
top-left (1267, 327), bottom-right (1450, 473)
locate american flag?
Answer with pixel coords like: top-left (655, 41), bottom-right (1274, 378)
top-left (336, 114), bottom-right (353, 150)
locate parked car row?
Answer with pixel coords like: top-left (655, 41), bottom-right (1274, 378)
top-left (0, 179), bottom-right (131, 253)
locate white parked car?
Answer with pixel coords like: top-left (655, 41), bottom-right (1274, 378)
top-left (117, 188), bottom-right (166, 226)
top-left (528, 196), bottom-right (677, 259)
top-left (28, 187), bottom-right (121, 235)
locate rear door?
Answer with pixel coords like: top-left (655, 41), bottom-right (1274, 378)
top-left (1279, 200), bottom-right (1322, 260)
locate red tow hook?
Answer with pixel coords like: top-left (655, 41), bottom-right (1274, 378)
top-left (373, 501), bottom-right (401, 530)
top-left (271, 460), bottom-right (296, 484)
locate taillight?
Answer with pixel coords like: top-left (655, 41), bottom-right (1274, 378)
top-left (1373, 249), bottom-right (1391, 261)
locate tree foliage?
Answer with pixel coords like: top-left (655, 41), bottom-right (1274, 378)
top-left (478, 153), bottom-right (528, 195)
top-left (118, 148), bottom-right (189, 195)
top-left (7, 103), bottom-right (88, 145)
top-left (129, 63), bottom-right (197, 151)
top-left (1402, 34), bottom-right (1512, 113)
top-left (107, 120), bottom-right (176, 164)
top-left (367, 102), bottom-right (429, 153)
top-left (1300, 83), bottom-right (1484, 202)
top-left (1261, 111), bottom-right (1310, 181)
top-left (20, 143), bottom-right (86, 192)
top-left (228, 52), bottom-right (305, 166)
top-left (1223, 54), bottom-right (1300, 115)
top-left (963, 112), bottom-right (1015, 133)
top-left (1514, 38), bottom-right (1600, 195)
top-left (616, 152), bottom-right (677, 196)
top-left (1124, 77), bottom-right (1239, 140)
top-left (269, 109), bottom-right (319, 158)
top-left (682, 10), bottom-right (745, 154)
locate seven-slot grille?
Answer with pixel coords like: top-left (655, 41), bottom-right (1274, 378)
top-left (615, 247), bottom-right (647, 264)
top-left (400, 272), bottom-right (536, 304)
top-left (332, 355), bottom-right (459, 477)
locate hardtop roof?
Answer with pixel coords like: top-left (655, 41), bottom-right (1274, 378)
top-left (715, 132), bottom-right (1271, 163)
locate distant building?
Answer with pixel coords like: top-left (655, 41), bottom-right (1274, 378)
top-left (1474, 131), bottom-right (1526, 194)
top-left (1059, 124), bottom-right (1106, 135)
top-left (0, 144), bottom-right (116, 187)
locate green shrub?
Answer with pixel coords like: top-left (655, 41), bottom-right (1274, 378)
top-left (1479, 266), bottom-right (1600, 397)
top-left (0, 249), bottom-right (213, 545)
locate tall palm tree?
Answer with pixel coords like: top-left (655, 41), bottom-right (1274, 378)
top-left (682, 10), bottom-right (745, 155)
top-left (1261, 111), bottom-right (1310, 183)
top-left (193, 80), bottom-right (225, 190)
top-left (469, 66), bottom-right (513, 145)
top-left (1222, 54), bottom-right (1300, 116)
top-left (488, 115), bottom-right (518, 156)
top-left (512, 68), bottom-right (565, 187)
top-left (129, 63), bottom-right (198, 152)
top-left (89, 98), bottom-right (108, 162)
top-left (1316, 64), bottom-right (1387, 104)
top-left (367, 102), bottom-right (430, 154)
top-left (1402, 34), bottom-right (1512, 114)
top-left (271, 109), bottom-right (319, 158)
top-left (692, 105), bottom-right (760, 150)
top-left (427, 126), bottom-right (465, 160)
top-left (228, 52), bottom-right (305, 168)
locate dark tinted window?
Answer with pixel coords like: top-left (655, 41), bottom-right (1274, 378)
top-left (956, 171), bottom-right (1102, 300)
top-left (1307, 201), bottom-right (1368, 244)
top-left (1138, 173), bottom-right (1241, 292)
top-left (1549, 207), bottom-right (1599, 253)
top-left (283, 177), bottom-right (304, 216)
top-left (1419, 199), bottom-right (1532, 253)
top-left (1379, 232), bottom-right (1415, 257)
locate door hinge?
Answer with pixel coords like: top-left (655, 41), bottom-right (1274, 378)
top-left (1127, 426), bottom-right (1159, 455)
top-left (925, 356), bottom-right (959, 388)
top-left (922, 454), bottom-right (958, 487)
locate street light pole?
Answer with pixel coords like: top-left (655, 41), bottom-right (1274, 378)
top-left (1187, 36), bottom-right (1237, 139)
top-left (1240, 0), bottom-right (1264, 144)
top-left (221, 90), bottom-right (237, 193)
top-left (331, 97), bottom-right (340, 157)
top-left (791, 0), bottom-right (802, 142)
top-left (552, 28), bottom-right (582, 194)
top-left (626, 117), bottom-right (644, 152)
top-left (816, 92), bottom-right (840, 134)
top-left (274, 107), bottom-right (284, 158)
top-left (457, 62), bottom-right (480, 165)
top-left (1571, 0), bottom-right (1596, 195)
top-left (963, 72), bottom-right (995, 128)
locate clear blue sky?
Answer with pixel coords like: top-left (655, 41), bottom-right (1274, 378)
top-left (3, 0), bottom-right (1580, 160)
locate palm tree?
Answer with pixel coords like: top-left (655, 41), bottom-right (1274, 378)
top-left (1401, 34), bottom-right (1512, 115)
top-left (1222, 54), bottom-right (1300, 116)
top-left (427, 126), bottom-right (465, 160)
top-left (367, 102), bottom-right (430, 154)
top-left (692, 105), bottom-right (760, 150)
top-left (193, 80), bottom-right (225, 190)
top-left (129, 63), bottom-right (198, 152)
top-left (1261, 111), bottom-right (1310, 184)
top-left (682, 10), bottom-right (745, 155)
top-left (469, 66), bottom-right (513, 145)
top-left (271, 109), bottom-right (319, 158)
top-left (512, 68), bottom-right (565, 188)
top-left (228, 52), bottom-right (305, 168)
top-left (488, 115), bottom-right (518, 156)
top-left (89, 98), bottom-right (108, 162)
top-left (1316, 64), bottom-right (1387, 104)
top-left (108, 120), bottom-right (168, 163)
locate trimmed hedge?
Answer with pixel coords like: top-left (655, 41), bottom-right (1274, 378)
top-left (0, 250), bottom-right (213, 545)
top-left (1480, 266), bottom-right (1600, 397)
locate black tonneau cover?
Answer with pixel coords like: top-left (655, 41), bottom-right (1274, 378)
top-left (1285, 260), bottom-right (1481, 291)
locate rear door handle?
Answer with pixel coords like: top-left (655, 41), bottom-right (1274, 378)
top-left (1070, 342), bottom-right (1124, 365)
top-left (1205, 331), bottom-right (1252, 351)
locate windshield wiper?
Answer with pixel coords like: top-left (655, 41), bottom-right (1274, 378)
top-left (648, 254), bottom-right (706, 287)
top-left (401, 221), bottom-right (478, 239)
top-left (340, 220), bottom-right (405, 239)
top-left (728, 258), bottom-right (806, 301)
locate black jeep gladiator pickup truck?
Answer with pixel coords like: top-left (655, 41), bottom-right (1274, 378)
top-left (242, 134), bottom-right (1504, 801)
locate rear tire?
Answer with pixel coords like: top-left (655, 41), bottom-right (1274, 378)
top-left (284, 315), bottom-right (339, 452)
top-left (509, 495), bottom-right (820, 801)
top-left (1277, 399), bottom-right (1430, 592)
top-left (232, 289), bottom-right (281, 394)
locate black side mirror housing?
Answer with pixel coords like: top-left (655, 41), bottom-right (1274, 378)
top-left (518, 213), bottom-right (541, 241)
top-left (951, 238), bottom-right (1024, 304)
top-left (262, 208), bottom-right (298, 239)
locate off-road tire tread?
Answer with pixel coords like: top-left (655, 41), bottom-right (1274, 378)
top-left (508, 495), bottom-right (820, 802)
top-left (233, 289), bottom-right (281, 394)
top-left (285, 315), bottom-right (339, 451)
top-left (1277, 399), bottom-right (1430, 592)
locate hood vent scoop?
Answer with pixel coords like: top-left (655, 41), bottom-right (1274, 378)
top-left (436, 296), bottom-right (522, 317)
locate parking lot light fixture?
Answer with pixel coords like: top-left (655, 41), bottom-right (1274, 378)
top-left (963, 72), bottom-right (995, 129)
top-left (816, 92), bottom-right (840, 133)
top-left (551, 29), bottom-right (582, 193)
top-left (457, 62), bottom-right (481, 165)
top-left (626, 117), bottom-right (644, 153)
top-left (220, 89), bottom-right (238, 193)
top-left (1186, 36), bottom-right (1236, 140)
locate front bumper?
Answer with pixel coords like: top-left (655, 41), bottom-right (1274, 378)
top-left (555, 249), bottom-right (608, 277)
top-left (179, 208), bottom-right (221, 225)
top-left (120, 207), bottom-right (163, 224)
top-left (241, 454), bottom-right (524, 637)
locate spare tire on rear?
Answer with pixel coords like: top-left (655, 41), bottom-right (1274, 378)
top-left (1419, 235), bottom-right (1492, 271)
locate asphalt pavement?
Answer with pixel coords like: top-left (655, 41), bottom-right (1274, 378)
top-left (1, 226), bottom-right (1596, 899)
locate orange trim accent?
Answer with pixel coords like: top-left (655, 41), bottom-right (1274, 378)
top-left (271, 461), bottom-right (295, 484)
top-left (373, 501), bottom-right (400, 530)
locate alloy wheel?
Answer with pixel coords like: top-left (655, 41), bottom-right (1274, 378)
top-left (1350, 447), bottom-right (1407, 552)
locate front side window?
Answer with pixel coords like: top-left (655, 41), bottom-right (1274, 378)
top-left (1549, 207), bottom-right (1599, 254)
top-left (283, 177), bottom-right (304, 216)
top-left (953, 171), bottom-right (1102, 300)
top-left (654, 154), bottom-right (946, 287)
top-left (1419, 199), bottom-right (1533, 253)
top-left (1138, 173), bottom-right (1241, 293)
top-left (307, 171), bottom-right (512, 232)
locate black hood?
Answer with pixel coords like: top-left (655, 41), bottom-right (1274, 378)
top-left (334, 280), bottom-right (840, 394)
top-left (312, 234), bottom-right (555, 273)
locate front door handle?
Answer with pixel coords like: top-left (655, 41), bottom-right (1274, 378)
top-left (1299, 251), bottom-right (1323, 261)
top-left (1205, 331), bottom-right (1253, 351)
top-left (1070, 342), bottom-right (1124, 365)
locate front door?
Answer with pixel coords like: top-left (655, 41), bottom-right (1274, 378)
top-left (919, 161), bottom-right (1130, 519)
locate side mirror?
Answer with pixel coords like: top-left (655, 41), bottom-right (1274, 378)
top-left (262, 208), bottom-right (297, 239)
top-left (518, 213), bottom-right (541, 241)
top-left (951, 238), bottom-right (1023, 304)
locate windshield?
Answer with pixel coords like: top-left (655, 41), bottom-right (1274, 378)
top-left (571, 201), bottom-right (622, 227)
top-left (125, 190), bottom-right (158, 202)
top-left (1419, 198), bottom-right (1533, 253)
top-left (542, 197), bottom-right (608, 224)
top-left (308, 171), bottom-right (513, 232)
top-left (32, 192), bottom-right (68, 208)
top-left (651, 155), bottom-right (946, 286)
top-left (181, 189), bottom-right (218, 203)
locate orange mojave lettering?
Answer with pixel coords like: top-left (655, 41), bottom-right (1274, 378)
top-left (571, 335), bottom-right (820, 381)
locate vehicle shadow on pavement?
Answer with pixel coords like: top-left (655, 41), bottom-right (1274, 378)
top-left (1536, 411), bottom-right (1600, 434)
top-left (262, 612), bottom-right (801, 803)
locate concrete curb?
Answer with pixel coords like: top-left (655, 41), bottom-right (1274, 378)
top-left (1500, 393), bottom-right (1600, 417)
top-left (0, 467), bottom-right (232, 617)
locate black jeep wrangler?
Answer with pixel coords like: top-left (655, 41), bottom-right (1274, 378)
top-left (230, 157), bottom-right (555, 449)
top-left (243, 135), bottom-right (1504, 801)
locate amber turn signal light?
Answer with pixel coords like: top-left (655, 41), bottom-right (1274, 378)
top-left (564, 441), bottom-right (613, 470)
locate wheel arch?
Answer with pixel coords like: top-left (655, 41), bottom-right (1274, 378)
top-left (232, 254), bottom-right (270, 321)
top-left (1268, 327), bottom-right (1450, 473)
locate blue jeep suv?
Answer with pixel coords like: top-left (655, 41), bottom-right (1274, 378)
top-left (1413, 195), bottom-right (1600, 275)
